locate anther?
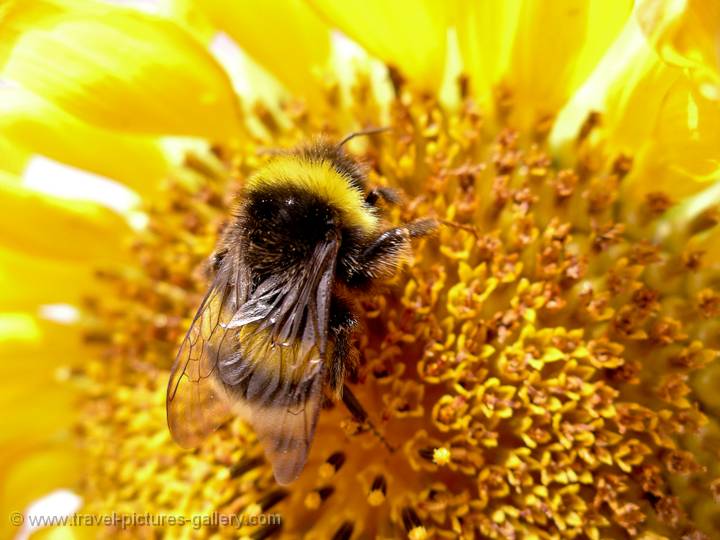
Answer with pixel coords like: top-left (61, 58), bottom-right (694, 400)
top-left (433, 447), bottom-right (451, 466)
top-left (304, 486), bottom-right (335, 510)
top-left (402, 507), bottom-right (426, 539)
top-left (256, 489), bottom-right (288, 512)
top-left (250, 522), bottom-right (282, 540)
top-left (612, 154), bottom-right (633, 178)
top-left (319, 451), bottom-right (346, 479)
top-left (367, 475), bottom-right (387, 506)
top-left (331, 521), bottom-right (354, 540)
top-left (229, 455), bottom-right (265, 479)
top-left (419, 447), bottom-right (436, 461)
top-left (688, 206), bottom-right (719, 236)
top-left (576, 111), bottom-right (601, 143)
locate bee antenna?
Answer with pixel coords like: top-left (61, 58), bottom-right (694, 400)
top-left (337, 126), bottom-right (391, 149)
top-left (437, 218), bottom-right (479, 238)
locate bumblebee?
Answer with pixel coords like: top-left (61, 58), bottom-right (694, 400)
top-left (166, 134), bottom-right (435, 484)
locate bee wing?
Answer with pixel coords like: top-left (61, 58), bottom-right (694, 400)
top-left (166, 262), bottom-right (245, 448)
top-left (224, 340), bottom-right (326, 484)
top-left (219, 237), bottom-right (340, 484)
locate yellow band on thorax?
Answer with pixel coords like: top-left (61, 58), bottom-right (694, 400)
top-left (247, 157), bottom-right (378, 233)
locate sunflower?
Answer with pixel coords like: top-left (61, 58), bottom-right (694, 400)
top-left (2, 0), bottom-right (720, 538)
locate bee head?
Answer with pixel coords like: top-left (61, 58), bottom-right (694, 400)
top-left (242, 137), bottom-right (382, 259)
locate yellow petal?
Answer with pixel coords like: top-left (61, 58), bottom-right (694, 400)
top-left (568, 0), bottom-right (634, 92)
top-left (0, 86), bottom-right (169, 194)
top-left (610, 55), bottom-right (719, 200)
top-left (636, 0), bottom-right (720, 100)
top-left (0, 136), bottom-right (30, 176)
top-left (624, 148), bottom-right (710, 204)
top-left (157, 0), bottom-right (216, 42)
top-left (1, 388), bottom-right (76, 447)
top-left (30, 524), bottom-right (95, 540)
top-left (539, 3), bottom-right (718, 203)
top-left (1, 446), bottom-right (81, 533)
top-left (651, 77), bottom-right (720, 180)
top-left (0, 0), bottom-right (242, 141)
top-left (31, 525), bottom-right (95, 540)
top-left (0, 313), bottom-right (83, 365)
top-left (692, 226), bottom-right (720, 264)
top-left (307, 0), bottom-right (449, 91)
top-left (0, 314), bottom-right (83, 446)
top-left (506, 1), bottom-right (591, 125)
top-left (677, 182), bottom-right (720, 262)
top-left (196, 0), bottom-right (331, 107)
top-left (0, 316), bottom-right (82, 532)
top-left (604, 50), bottom-right (681, 151)
top-left (455, 0), bottom-right (522, 108)
top-left (0, 314), bottom-right (88, 528)
top-left (0, 171), bottom-right (130, 262)
top-left (553, 1), bottom-right (718, 157)
top-left (504, 0), bottom-right (630, 127)
top-left (0, 247), bottom-right (102, 310)
top-left (551, 13), bottom-right (680, 154)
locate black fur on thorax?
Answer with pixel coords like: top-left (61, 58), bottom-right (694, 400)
top-left (238, 183), bottom-right (369, 284)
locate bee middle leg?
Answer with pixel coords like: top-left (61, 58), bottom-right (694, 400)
top-left (329, 297), bottom-right (396, 452)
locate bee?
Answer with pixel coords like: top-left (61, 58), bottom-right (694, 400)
top-left (166, 132), bottom-right (435, 484)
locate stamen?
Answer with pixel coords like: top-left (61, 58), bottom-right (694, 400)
top-left (367, 475), bottom-right (387, 506)
top-left (230, 455), bottom-right (265, 478)
top-left (612, 154), bottom-right (633, 178)
top-left (250, 522), bottom-right (282, 540)
top-left (255, 489), bottom-right (288, 512)
top-left (576, 111), bottom-right (601, 144)
top-left (432, 447), bottom-right (451, 466)
top-left (331, 521), bottom-right (354, 540)
top-left (319, 451), bottom-right (346, 480)
top-left (304, 486), bottom-right (335, 510)
top-left (402, 507), bottom-right (425, 538)
top-left (418, 447), bottom-right (435, 461)
top-left (688, 206), bottom-right (719, 236)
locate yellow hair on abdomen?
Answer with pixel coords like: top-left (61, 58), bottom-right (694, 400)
top-left (246, 156), bottom-right (378, 233)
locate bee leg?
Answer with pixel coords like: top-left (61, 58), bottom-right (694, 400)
top-left (365, 186), bottom-right (401, 207)
top-left (341, 384), bottom-right (395, 453)
top-left (328, 299), bottom-right (395, 453)
top-left (207, 247), bottom-right (228, 277)
top-left (348, 218), bottom-right (437, 286)
top-left (328, 296), bottom-right (359, 397)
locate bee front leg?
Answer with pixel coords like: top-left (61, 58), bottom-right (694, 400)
top-left (347, 218), bottom-right (436, 286)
